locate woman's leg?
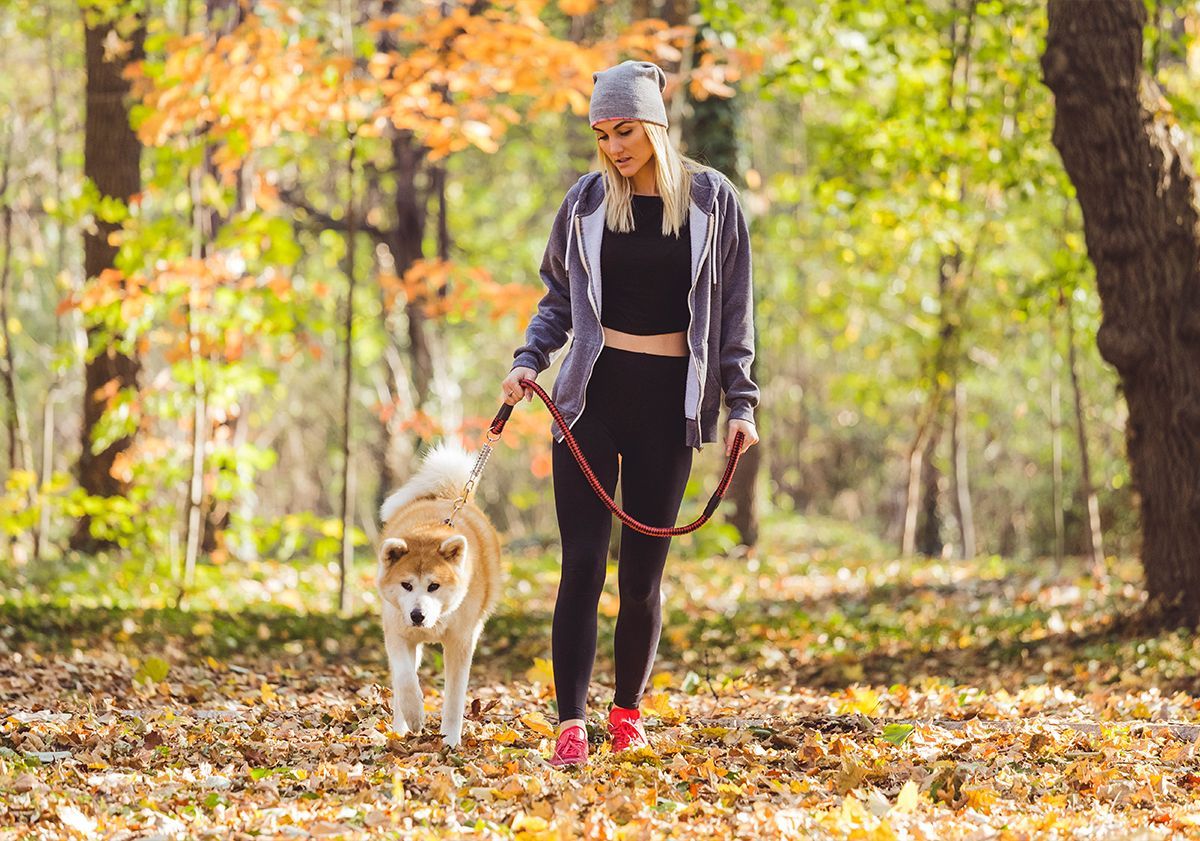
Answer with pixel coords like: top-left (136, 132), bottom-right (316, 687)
top-left (600, 348), bottom-right (693, 712)
top-left (611, 435), bottom-right (693, 711)
top-left (551, 410), bottom-right (619, 725)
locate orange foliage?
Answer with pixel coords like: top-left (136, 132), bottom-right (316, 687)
top-left (380, 260), bottom-right (540, 325)
top-left (396, 409), bottom-right (443, 439)
top-left (125, 3), bottom-right (756, 170)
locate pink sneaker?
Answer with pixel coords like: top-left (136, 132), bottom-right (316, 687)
top-left (608, 705), bottom-right (649, 752)
top-left (547, 724), bottom-right (588, 768)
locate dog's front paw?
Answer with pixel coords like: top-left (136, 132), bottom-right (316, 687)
top-left (398, 700), bottom-right (424, 734)
top-left (441, 731), bottom-right (461, 749)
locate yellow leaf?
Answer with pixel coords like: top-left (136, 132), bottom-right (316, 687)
top-left (643, 692), bottom-right (684, 723)
top-left (492, 727), bottom-right (520, 744)
top-left (964, 786), bottom-right (997, 812)
top-left (837, 687), bottom-right (880, 716)
top-left (894, 780), bottom-right (919, 812)
top-left (524, 657), bottom-right (554, 687)
top-left (520, 711), bottom-right (556, 738)
top-left (651, 672), bottom-right (673, 690)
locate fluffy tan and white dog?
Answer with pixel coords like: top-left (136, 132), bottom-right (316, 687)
top-left (376, 441), bottom-right (503, 748)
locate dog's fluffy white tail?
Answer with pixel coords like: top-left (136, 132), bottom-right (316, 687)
top-left (379, 440), bottom-right (477, 523)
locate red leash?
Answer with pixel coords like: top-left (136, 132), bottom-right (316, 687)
top-left (488, 378), bottom-right (745, 537)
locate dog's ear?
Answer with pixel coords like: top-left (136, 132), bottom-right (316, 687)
top-left (439, 534), bottom-right (467, 563)
top-left (380, 537), bottom-right (408, 565)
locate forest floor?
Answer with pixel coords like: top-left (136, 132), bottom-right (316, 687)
top-left (3, 516), bottom-right (1200, 839)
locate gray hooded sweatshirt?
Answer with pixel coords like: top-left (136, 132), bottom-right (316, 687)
top-left (511, 168), bottom-right (759, 451)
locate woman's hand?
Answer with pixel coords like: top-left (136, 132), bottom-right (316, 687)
top-left (725, 419), bottom-right (759, 457)
top-left (502, 367), bottom-right (538, 405)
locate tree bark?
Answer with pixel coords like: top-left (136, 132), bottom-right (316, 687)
top-left (0, 132), bottom-right (28, 476)
top-left (73, 8), bottom-right (146, 551)
top-left (951, 380), bottom-right (976, 558)
top-left (1043, 0), bottom-right (1200, 624)
top-left (1063, 290), bottom-right (1106, 576)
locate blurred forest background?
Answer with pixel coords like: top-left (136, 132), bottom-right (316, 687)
top-left (0, 0), bottom-right (1189, 611)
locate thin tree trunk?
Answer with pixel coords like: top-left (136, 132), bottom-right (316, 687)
top-left (682, 0), bottom-right (760, 546)
top-left (902, 4), bottom-right (977, 557)
top-left (337, 0), bottom-right (359, 615)
top-left (339, 133), bottom-right (358, 615)
top-left (901, 414), bottom-right (933, 558)
top-left (1063, 289), bottom-right (1106, 577)
top-left (179, 162), bottom-right (208, 606)
top-left (1044, 0), bottom-right (1200, 624)
top-left (951, 380), bottom-right (976, 558)
top-left (74, 9), bottom-right (146, 551)
top-left (34, 0), bottom-right (71, 563)
top-left (0, 131), bottom-right (26, 475)
top-left (916, 419), bottom-right (943, 557)
top-left (1051, 368), bottom-right (1065, 571)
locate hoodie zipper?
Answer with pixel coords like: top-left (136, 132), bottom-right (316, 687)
top-left (711, 201), bottom-right (720, 288)
top-left (567, 211), bottom-right (601, 434)
top-left (688, 205), bottom-right (716, 431)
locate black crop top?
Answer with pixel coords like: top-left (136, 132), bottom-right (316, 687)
top-left (599, 194), bottom-right (692, 335)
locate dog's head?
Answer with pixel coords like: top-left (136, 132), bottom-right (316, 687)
top-left (376, 529), bottom-right (469, 628)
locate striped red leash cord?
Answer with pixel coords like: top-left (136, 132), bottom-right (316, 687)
top-left (484, 377), bottom-right (744, 537)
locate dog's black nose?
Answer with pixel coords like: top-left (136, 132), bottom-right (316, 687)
top-left (410, 609), bottom-right (425, 626)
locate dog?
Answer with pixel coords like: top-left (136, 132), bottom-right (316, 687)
top-left (376, 441), bottom-right (503, 748)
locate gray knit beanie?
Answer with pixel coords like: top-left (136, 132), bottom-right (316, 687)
top-left (589, 60), bottom-right (669, 129)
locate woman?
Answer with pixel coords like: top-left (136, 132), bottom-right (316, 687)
top-left (500, 59), bottom-right (760, 768)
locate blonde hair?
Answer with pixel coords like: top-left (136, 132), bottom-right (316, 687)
top-left (596, 121), bottom-right (718, 238)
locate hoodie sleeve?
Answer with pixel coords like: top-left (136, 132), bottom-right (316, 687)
top-left (511, 184), bottom-right (578, 373)
top-left (717, 181), bottom-right (760, 424)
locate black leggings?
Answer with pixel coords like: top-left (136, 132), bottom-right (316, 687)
top-left (551, 345), bottom-right (693, 722)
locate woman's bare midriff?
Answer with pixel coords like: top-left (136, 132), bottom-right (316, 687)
top-left (602, 327), bottom-right (688, 357)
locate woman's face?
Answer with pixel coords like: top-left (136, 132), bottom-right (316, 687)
top-left (593, 119), bottom-right (654, 178)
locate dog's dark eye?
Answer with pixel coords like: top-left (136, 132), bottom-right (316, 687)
top-left (401, 582), bottom-right (412, 591)
top-left (427, 583), bottom-right (440, 592)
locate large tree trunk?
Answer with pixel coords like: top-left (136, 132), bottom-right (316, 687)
top-left (73, 9), bottom-right (146, 551)
top-left (1043, 0), bottom-right (1200, 625)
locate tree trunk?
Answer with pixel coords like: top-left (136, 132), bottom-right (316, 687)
top-left (1063, 290), bottom-right (1106, 577)
top-left (198, 0), bottom-right (249, 557)
top-left (374, 0), bottom-right (437, 508)
top-left (34, 0), bottom-right (73, 563)
top-left (950, 380), bottom-right (976, 558)
top-left (1043, 0), bottom-right (1200, 624)
top-left (1051, 369), bottom-right (1065, 569)
top-left (682, 2), bottom-right (760, 547)
top-left (916, 419), bottom-right (943, 557)
top-left (339, 134), bottom-right (358, 615)
top-left (0, 133), bottom-right (28, 476)
top-left (73, 8), bottom-right (146, 551)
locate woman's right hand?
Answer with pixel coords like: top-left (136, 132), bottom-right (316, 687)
top-left (502, 367), bottom-right (538, 405)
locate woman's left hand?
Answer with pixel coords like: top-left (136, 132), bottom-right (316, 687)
top-left (725, 419), bottom-right (759, 457)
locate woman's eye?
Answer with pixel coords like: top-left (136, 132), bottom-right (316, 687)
top-left (619, 131), bottom-right (631, 137)
top-left (401, 582), bottom-right (412, 591)
top-left (428, 583), bottom-right (440, 592)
